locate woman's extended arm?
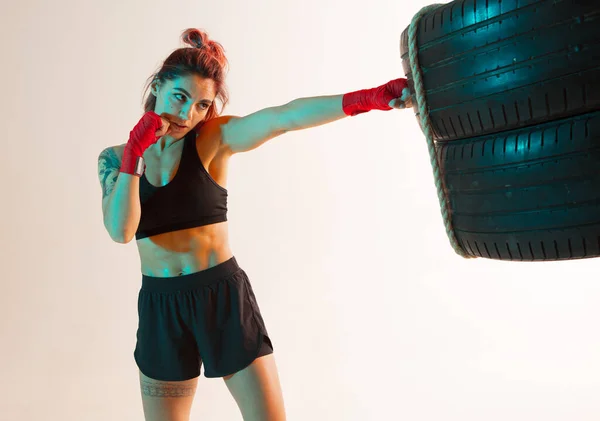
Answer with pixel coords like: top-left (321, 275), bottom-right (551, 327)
top-left (284, 78), bottom-right (410, 131)
top-left (217, 78), bottom-right (410, 155)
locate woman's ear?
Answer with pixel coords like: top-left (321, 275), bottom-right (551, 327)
top-left (151, 80), bottom-right (161, 96)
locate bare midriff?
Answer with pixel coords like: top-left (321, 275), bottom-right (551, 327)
top-left (132, 121), bottom-right (234, 278)
top-left (136, 221), bottom-right (233, 277)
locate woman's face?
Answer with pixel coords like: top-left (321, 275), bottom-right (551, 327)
top-left (151, 74), bottom-right (217, 139)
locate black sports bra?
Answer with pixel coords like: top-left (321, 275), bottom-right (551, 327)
top-left (135, 130), bottom-right (228, 240)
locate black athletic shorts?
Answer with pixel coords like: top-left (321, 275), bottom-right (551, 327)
top-left (134, 256), bottom-right (273, 381)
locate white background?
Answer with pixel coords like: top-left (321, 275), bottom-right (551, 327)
top-left (2, 0), bottom-right (599, 420)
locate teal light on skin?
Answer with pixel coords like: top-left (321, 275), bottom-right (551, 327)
top-left (150, 74), bottom-right (217, 152)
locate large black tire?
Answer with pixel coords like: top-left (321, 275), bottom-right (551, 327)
top-left (400, 0), bottom-right (600, 142)
top-left (440, 110), bottom-right (600, 261)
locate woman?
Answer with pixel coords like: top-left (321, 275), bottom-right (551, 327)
top-left (97, 28), bottom-right (410, 421)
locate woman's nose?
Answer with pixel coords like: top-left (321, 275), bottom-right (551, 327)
top-left (179, 107), bottom-right (193, 121)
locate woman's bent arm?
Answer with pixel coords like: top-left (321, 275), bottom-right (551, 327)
top-left (98, 147), bottom-right (141, 243)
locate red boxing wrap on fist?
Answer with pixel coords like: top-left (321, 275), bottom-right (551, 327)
top-left (342, 78), bottom-right (408, 117)
top-left (120, 111), bottom-right (164, 175)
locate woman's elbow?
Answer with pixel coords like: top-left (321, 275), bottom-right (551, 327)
top-left (104, 224), bottom-right (131, 244)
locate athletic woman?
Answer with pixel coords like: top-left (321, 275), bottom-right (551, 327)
top-left (97, 28), bottom-right (410, 421)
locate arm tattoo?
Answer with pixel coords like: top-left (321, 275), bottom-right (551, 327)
top-left (98, 148), bottom-right (121, 200)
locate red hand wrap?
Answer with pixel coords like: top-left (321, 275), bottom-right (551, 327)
top-left (342, 78), bottom-right (408, 117)
top-left (120, 111), bottom-right (164, 175)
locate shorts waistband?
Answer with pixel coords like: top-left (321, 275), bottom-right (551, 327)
top-left (141, 256), bottom-right (242, 293)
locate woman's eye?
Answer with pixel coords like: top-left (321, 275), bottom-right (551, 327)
top-left (174, 94), bottom-right (208, 110)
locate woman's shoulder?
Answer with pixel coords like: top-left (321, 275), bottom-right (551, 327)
top-left (196, 115), bottom-right (236, 154)
top-left (99, 143), bottom-right (126, 160)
